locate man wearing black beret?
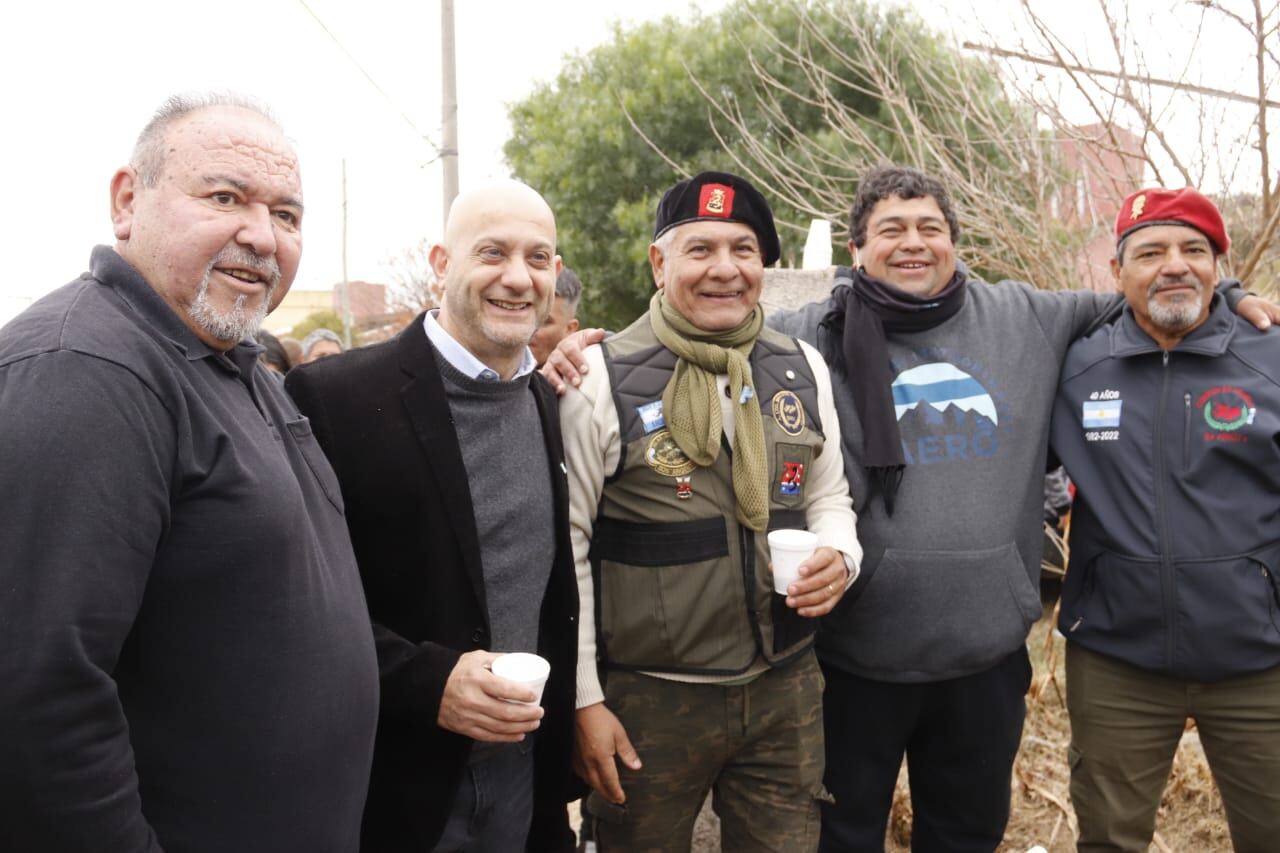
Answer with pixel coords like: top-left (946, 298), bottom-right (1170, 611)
top-left (558, 171), bottom-right (862, 851)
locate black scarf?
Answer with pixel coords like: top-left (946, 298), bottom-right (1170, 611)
top-left (820, 265), bottom-right (968, 515)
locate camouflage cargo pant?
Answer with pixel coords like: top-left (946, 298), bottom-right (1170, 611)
top-left (587, 650), bottom-right (829, 853)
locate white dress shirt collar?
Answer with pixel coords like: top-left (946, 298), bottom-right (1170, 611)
top-left (422, 310), bottom-right (535, 382)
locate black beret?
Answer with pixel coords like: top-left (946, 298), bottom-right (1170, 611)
top-left (653, 171), bottom-right (781, 266)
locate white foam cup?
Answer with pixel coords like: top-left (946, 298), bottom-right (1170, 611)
top-left (491, 652), bottom-right (551, 705)
top-left (767, 529), bottom-right (819, 595)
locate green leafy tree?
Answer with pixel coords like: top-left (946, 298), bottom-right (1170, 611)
top-left (505, 0), bottom-right (1046, 328)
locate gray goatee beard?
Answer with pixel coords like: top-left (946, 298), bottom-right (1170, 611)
top-left (1147, 277), bottom-right (1205, 333)
top-left (188, 248), bottom-right (282, 343)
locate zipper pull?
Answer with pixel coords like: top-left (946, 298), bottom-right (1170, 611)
top-left (1068, 617), bottom-right (1083, 632)
top-left (1162, 351), bottom-right (1170, 367)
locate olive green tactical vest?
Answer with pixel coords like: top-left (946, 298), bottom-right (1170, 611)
top-left (589, 315), bottom-right (827, 676)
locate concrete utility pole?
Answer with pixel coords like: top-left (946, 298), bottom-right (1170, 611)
top-left (440, 0), bottom-right (459, 225)
top-left (340, 158), bottom-right (353, 348)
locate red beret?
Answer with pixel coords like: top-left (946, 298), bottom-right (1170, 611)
top-left (1115, 187), bottom-right (1230, 255)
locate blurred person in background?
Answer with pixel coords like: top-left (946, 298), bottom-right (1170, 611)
top-left (255, 329), bottom-right (292, 376)
top-left (530, 266), bottom-right (582, 367)
top-left (301, 327), bottom-right (344, 362)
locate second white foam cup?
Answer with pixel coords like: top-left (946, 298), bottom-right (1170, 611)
top-left (491, 652), bottom-right (551, 705)
top-left (767, 529), bottom-right (820, 595)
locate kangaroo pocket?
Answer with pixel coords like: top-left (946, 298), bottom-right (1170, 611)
top-left (592, 516), bottom-right (754, 672)
top-left (833, 542), bottom-right (1040, 676)
top-left (1175, 545), bottom-right (1280, 680)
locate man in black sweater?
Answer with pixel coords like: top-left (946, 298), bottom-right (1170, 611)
top-left (0, 94), bottom-right (379, 851)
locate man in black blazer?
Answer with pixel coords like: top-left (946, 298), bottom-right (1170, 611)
top-left (286, 180), bottom-right (578, 852)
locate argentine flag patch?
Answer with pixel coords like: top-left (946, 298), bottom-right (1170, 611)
top-left (1082, 399), bottom-right (1122, 428)
top-left (637, 400), bottom-right (666, 434)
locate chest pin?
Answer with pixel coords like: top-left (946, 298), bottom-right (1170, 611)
top-left (675, 475), bottom-right (693, 500)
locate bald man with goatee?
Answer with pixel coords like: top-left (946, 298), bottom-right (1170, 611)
top-left (287, 181), bottom-right (580, 853)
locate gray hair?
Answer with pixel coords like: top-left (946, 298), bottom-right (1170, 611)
top-left (555, 267), bottom-right (583, 313)
top-left (131, 92), bottom-right (280, 188)
top-left (652, 228), bottom-right (676, 258)
top-left (301, 328), bottom-right (343, 357)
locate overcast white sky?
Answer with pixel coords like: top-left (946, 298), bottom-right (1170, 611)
top-left (0, 0), bottom-right (1268, 321)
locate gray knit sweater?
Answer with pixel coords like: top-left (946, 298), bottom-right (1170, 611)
top-left (437, 358), bottom-right (554, 657)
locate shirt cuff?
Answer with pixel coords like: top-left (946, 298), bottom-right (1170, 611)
top-left (575, 658), bottom-right (605, 709)
top-left (841, 551), bottom-right (859, 587)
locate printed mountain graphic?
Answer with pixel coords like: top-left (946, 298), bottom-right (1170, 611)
top-left (891, 363), bottom-right (999, 425)
top-left (898, 401), bottom-right (998, 435)
top-left (891, 362), bottom-right (1001, 464)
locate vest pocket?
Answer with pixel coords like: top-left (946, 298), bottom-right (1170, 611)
top-left (770, 591), bottom-right (817, 655)
top-left (764, 511), bottom-right (817, 657)
top-left (592, 516), bottom-right (754, 672)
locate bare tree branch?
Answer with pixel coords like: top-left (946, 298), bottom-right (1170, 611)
top-left (962, 42), bottom-right (1280, 108)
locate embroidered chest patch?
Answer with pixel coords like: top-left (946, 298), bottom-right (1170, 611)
top-left (1198, 385), bottom-right (1256, 443)
top-left (771, 390), bottom-right (806, 436)
top-left (644, 429), bottom-right (696, 477)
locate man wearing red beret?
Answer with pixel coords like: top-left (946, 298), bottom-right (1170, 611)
top-left (1050, 187), bottom-right (1280, 852)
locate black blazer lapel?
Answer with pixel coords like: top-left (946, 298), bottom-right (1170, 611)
top-left (396, 316), bottom-right (489, 621)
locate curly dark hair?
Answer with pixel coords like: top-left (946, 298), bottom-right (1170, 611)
top-left (847, 165), bottom-right (960, 248)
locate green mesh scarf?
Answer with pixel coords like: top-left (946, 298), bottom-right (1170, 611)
top-left (648, 291), bottom-right (768, 532)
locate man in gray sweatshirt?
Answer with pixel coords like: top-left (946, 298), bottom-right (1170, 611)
top-left (769, 166), bottom-right (1116, 851)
